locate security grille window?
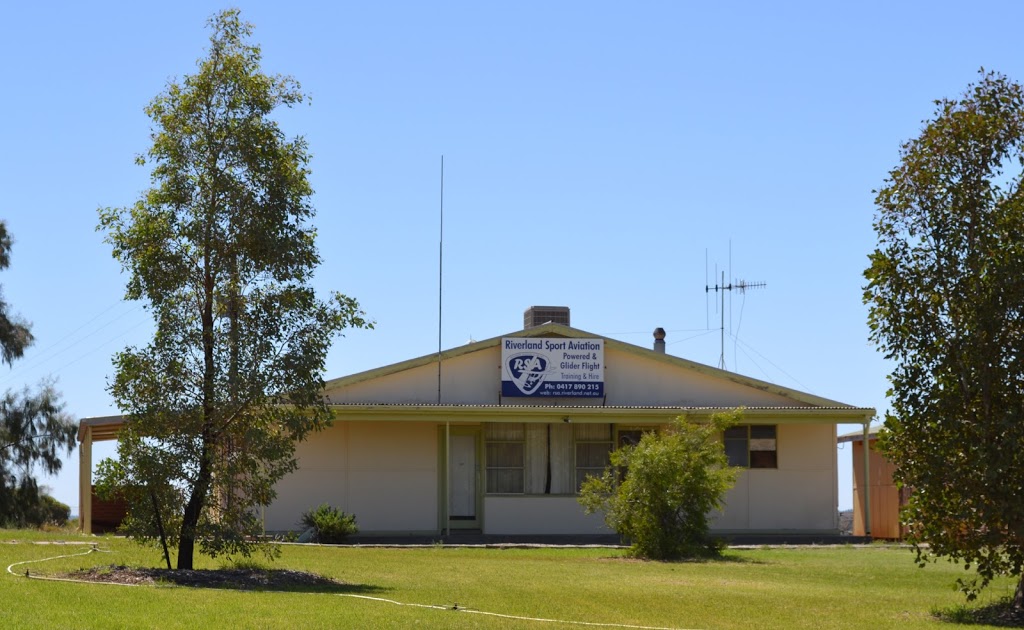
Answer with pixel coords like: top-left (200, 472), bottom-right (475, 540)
top-left (485, 423), bottom-right (525, 493)
top-left (574, 423), bottom-right (614, 491)
top-left (724, 425), bottom-right (777, 468)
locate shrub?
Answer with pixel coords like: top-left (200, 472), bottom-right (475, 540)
top-left (29, 494), bottom-right (71, 527)
top-left (0, 490), bottom-right (71, 529)
top-left (578, 411), bottom-right (740, 560)
top-left (299, 504), bottom-right (358, 544)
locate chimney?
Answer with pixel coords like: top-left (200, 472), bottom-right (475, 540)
top-left (653, 327), bottom-right (666, 353)
top-left (524, 306), bottom-right (570, 329)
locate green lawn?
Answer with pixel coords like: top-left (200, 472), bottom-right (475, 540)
top-left (0, 530), bottom-right (1017, 629)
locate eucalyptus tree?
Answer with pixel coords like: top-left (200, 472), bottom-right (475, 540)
top-left (865, 70), bottom-right (1024, 608)
top-left (97, 10), bottom-right (369, 570)
top-left (0, 221), bottom-right (76, 527)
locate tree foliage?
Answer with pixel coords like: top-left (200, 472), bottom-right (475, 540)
top-left (0, 383), bottom-right (76, 528)
top-left (0, 222), bottom-right (76, 528)
top-left (96, 10), bottom-right (370, 570)
top-left (578, 412), bottom-right (739, 560)
top-left (865, 70), bottom-right (1024, 607)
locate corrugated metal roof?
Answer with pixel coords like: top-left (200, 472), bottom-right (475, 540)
top-left (837, 425), bottom-right (884, 443)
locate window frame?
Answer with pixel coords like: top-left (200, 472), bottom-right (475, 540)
top-left (615, 425), bottom-right (658, 448)
top-left (484, 423), bottom-right (525, 494)
top-left (724, 424), bottom-right (778, 469)
top-left (573, 423), bottom-right (614, 493)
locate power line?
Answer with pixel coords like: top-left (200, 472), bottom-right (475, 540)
top-left (732, 340), bottom-right (772, 382)
top-left (728, 333), bottom-right (809, 391)
top-left (667, 328), bottom-right (718, 346)
top-left (0, 301), bottom-right (145, 387)
top-left (45, 318), bottom-right (150, 376)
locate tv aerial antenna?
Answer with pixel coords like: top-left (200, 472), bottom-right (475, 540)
top-left (705, 246), bottom-right (766, 371)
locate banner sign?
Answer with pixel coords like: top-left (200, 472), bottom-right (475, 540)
top-left (501, 338), bottom-right (604, 398)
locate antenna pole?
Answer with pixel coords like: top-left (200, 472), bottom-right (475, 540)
top-left (438, 156), bottom-right (449, 538)
top-left (720, 271), bottom-right (725, 369)
top-left (437, 156), bottom-right (444, 404)
top-left (704, 249), bottom-right (709, 329)
top-left (704, 253), bottom-right (767, 371)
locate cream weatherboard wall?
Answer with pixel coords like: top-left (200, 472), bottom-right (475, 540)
top-left (260, 323), bottom-right (872, 536)
top-left (712, 423), bottom-right (838, 532)
top-left (264, 422), bottom-right (439, 533)
top-left (326, 344), bottom-right (500, 405)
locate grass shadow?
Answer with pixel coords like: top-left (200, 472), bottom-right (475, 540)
top-left (596, 552), bottom-right (767, 565)
top-left (711, 552), bottom-right (767, 565)
top-left (932, 598), bottom-right (1024, 627)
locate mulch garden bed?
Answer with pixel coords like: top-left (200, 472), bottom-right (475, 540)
top-left (65, 564), bottom-right (344, 591)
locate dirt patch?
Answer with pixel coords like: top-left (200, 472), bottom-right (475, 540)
top-left (65, 564), bottom-right (346, 591)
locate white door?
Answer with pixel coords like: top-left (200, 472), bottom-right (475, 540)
top-left (448, 434), bottom-right (477, 521)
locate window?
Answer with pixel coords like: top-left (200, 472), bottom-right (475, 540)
top-left (574, 424), bottom-right (614, 491)
top-left (524, 423), bottom-right (574, 495)
top-left (724, 425), bottom-right (777, 468)
top-left (485, 423), bottom-right (660, 494)
top-left (617, 428), bottom-right (645, 448)
top-left (617, 426), bottom-right (660, 448)
top-left (485, 423), bottom-right (524, 493)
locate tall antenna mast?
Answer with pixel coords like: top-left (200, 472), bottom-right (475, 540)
top-left (438, 156), bottom-right (449, 538)
top-left (705, 259), bottom-right (766, 370)
top-left (437, 156), bottom-right (444, 404)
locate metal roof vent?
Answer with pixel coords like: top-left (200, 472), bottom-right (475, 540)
top-left (524, 306), bottom-right (570, 329)
top-left (653, 327), bottom-right (666, 353)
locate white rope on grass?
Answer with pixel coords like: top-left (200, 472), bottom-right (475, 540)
top-left (337, 593), bottom-right (451, 611)
top-left (336, 593), bottom-right (702, 630)
top-left (5, 544), bottom-right (133, 587)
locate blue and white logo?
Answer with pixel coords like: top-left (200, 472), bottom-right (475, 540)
top-left (505, 353), bottom-right (553, 395)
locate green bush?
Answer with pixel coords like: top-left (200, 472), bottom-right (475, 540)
top-left (578, 411), bottom-right (740, 560)
top-left (33, 494), bottom-right (71, 527)
top-left (0, 489), bottom-right (71, 529)
top-left (299, 504), bottom-right (358, 544)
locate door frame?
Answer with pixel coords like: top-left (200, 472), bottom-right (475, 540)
top-left (439, 424), bottom-right (482, 531)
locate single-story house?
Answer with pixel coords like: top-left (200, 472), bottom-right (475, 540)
top-left (79, 306), bottom-right (875, 538)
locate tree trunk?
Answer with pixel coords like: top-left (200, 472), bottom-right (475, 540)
top-left (1014, 574), bottom-right (1023, 610)
top-left (177, 444), bottom-right (212, 570)
top-left (150, 489), bottom-right (171, 571)
top-left (225, 259), bottom-right (239, 515)
top-left (177, 239), bottom-right (218, 571)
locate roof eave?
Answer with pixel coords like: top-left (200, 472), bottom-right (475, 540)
top-left (328, 404), bottom-right (876, 424)
top-left (77, 415), bottom-right (126, 442)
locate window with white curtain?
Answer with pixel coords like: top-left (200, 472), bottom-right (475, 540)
top-left (485, 423), bottom-right (524, 493)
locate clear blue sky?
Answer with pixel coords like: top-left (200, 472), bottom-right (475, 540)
top-left (2, 1), bottom-right (1020, 515)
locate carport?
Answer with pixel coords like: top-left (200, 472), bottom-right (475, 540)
top-left (77, 415), bottom-right (125, 534)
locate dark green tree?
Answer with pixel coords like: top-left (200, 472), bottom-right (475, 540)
top-left (578, 411), bottom-right (739, 560)
top-left (865, 70), bottom-right (1024, 608)
top-left (96, 10), bottom-right (370, 570)
top-left (0, 222), bottom-right (76, 528)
